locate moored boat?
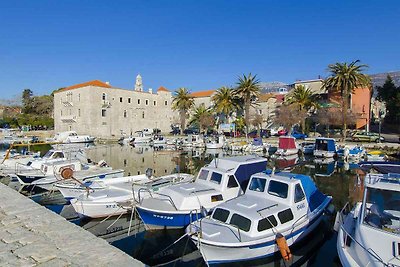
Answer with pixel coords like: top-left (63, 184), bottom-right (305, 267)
top-left (336, 171), bottom-right (400, 266)
top-left (135, 155), bottom-right (268, 229)
top-left (275, 136), bottom-right (299, 156)
top-left (186, 170), bottom-right (332, 264)
top-left (314, 137), bottom-right (337, 158)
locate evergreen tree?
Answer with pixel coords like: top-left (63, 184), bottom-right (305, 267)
top-left (376, 75), bottom-right (400, 124)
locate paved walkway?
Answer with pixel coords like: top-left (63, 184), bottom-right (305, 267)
top-left (0, 183), bottom-right (144, 267)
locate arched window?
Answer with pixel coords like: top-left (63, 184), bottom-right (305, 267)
top-left (123, 110), bottom-right (127, 118)
top-left (102, 93), bottom-right (107, 101)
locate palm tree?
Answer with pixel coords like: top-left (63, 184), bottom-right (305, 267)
top-left (285, 84), bottom-right (319, 133)
top-left (189, 104), bottom-right (215, 134)
top-left (211, 86), bottom-right (240, 124)
top-left (234, 73), bottom-right (261, 135)
top-left (322, 60), bottom-right (371, 138)
top-left (172, 87), bottom-right (195, 135)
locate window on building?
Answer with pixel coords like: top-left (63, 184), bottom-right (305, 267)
top-left (153, 100), bottom-right (156, 106)
top-left (142, 111), bottom-right (145, 119)
top-left (138, 99), bottom-right (141, 105)
top-left (259, 109), bottom-right (262, 115)
top-left (164, 100), bottom-right (168, 106)
top-left (101, 109), bottom-right (106, 117)
top-left (123, 110), bottom-right (127, 118)
top-left (145, 99), bottom-right (149, 105)
top-left (78, 109), bottom-right (81, 117)
top-left (102, 93), bottom-right (106, 101)
top-left (128, 98), bottom-right (131, 103)
top-left (78, 94), bottom-right (80, 102)
top-left (69, 109), bottom-right (72, 115)
top-left (120, 97), bottom-right (123, 103)
top-left (61, 110), bottom-right (63, 116)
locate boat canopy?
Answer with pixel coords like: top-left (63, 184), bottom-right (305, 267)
top-left (278, 136), bottom-right (296, 150)
top-left (252, 138), bottom-right (263, 146)
top-left (315, 138), bottom-right (336, 152)
top-left (359, 162), bottom-right (400, 174)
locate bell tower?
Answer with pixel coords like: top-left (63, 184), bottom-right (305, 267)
top-left (134, 74), bottom-right (143, 92)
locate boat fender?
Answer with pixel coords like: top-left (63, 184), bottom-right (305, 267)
top-left (60, 167), bottom-right (74, 179)
top-left (275, 233), bottom-right (292, 261)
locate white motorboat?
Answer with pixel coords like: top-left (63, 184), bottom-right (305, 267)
top-left (336, 171), bottom-right (400, 266)
top-left (130, 131), bottom-right (153, 144)
top-left (52, 131), bottom-right (95, 143)
top-left (182, 134), bottom-right (205, 148)
top-left (245, 138), bottom-right (269, 153)
top-left (69, 172), bottom-right (194, 218)
top-left (206, 135), bottom-right (226, 150)
top-left (275, 136), bottom-right (299, 156)
top-left (186, 170), bottom-right (332, 264)
top-left (314, 137), bottom-right (337, 158)
top-left (153, 135), bottom-right (167, 145)
top-left (135, 155), bottom-right (268, 229)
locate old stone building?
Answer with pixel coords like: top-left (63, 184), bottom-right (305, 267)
top-left (54, 76), bottom-right (178, 137)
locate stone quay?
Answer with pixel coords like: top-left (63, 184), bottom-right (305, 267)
top-left (0, 182), bottom-right (144, 267)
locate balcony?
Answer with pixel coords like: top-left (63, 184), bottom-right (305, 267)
top-left (61, 115), bottom-right (77, 123)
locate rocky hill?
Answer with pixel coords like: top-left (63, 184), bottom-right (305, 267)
top-left (370, 71), bottom-right (400, 88)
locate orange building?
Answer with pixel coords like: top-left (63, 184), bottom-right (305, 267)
top-left (328, 86), bottom-right (372, 130)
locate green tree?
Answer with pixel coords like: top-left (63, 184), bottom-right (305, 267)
top-left (234, 73), bottom-right (261, 135)
top-left (22, 89), bottom-right (33, 114)
top-left (211, 86), bottom-right (240, 124)
top-left (376, 75), bottom-right (400, 124)
top-left (322, 60), bottom-right (371, 138)
top-left (189, 104), bottom-right (215, 134)
top-left (285, 84), bottom-right (319, 133)
top-left (172, 87), bottom-right (195, 135)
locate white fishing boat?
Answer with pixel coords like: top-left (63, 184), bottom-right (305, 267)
top-left (206, 135), bottom-right (226, 150)
top-left (336, 171), bottom-right (400, 266)
top-left (365, 150), bottom-right (386, 161)
top-left (275, 136), bottom-right (299, 156)
top-left (52, 131), bottom-right (95, 143)
top-left (245, 138), bottom-right (269, 153)
top-left (135, 155), bottom-right (268, 229)
top-left (153, 135), bottom-right (167, 145)
top-left (182, 134), bottom-right (205, 148)
top-left (69, 172), bottom-right (194, 218)
top-left (314, 137), bottom-right (337, 158)
top-left (186, 170), bottom-right (332, 264)
top-left (130, 131), bottom-right (153, 144)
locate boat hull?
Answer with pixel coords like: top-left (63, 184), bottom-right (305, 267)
top-left (136, 206), bottom-right (203, 229)
top-left (192, 209), bottom-right (326, 264)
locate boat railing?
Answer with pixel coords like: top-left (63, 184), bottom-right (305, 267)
top-left (136, 188), bottom-right (178, 210)
top-left (15, 162), bottom-right (44, 176)
top-left (189, 216), bottom-right (243, 242)
top-left (340, 224), bottom-right (385, 265)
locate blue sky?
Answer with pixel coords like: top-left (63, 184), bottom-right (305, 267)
top-left (0, 0), bottom-right (399, 99)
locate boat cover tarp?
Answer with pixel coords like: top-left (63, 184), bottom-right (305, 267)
top-left (253, 138), bottom-right (263, 146)
top-left (315, 138), bottom-right (336, 152)
top-left (359, 161), bottom-right (400, 174)
top-left (279, 137), bottom-right (296, 150)
top-left (235, 161), bottom-right (268, 191)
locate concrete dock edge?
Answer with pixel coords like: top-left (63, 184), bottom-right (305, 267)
top-left (0, 183), bottom-right (144, 267)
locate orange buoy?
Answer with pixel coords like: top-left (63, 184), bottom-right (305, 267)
top-left (60, 167), bottom-right (74, 179)
top-left (276, 233), bottom-right (292, 261)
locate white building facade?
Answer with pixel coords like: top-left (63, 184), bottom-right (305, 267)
top-left (54, 78), bottom-right (178, 137)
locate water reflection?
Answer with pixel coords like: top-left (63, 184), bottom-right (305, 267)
top-left (1, 143), bottom-right (374, 266)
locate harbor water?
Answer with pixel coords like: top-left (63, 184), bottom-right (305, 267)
top-left (1, 142), bottom-right (368, 266)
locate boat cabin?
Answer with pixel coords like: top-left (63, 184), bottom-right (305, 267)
top-left (314, 137), bottom-right (337, 158)
top-left (207, 171), bottom-right (328, 239)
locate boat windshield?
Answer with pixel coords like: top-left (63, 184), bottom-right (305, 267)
top-left (363, 188), bottom-right (400, 235)
top-left (248, 177), bottom-right (266, 192)
top-left (43, 151), bottom-right (54, 158)
top-left (197, 169), bottom-right (209, 180)
top-left (212, 208), bottom-right (230, 223)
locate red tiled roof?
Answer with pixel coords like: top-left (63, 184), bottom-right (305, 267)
top-left (157, 86), bottom-right (170, 92)
top-left (190, 90), bottom-right (215, 98)
top-left (61, 80), bottom-right (112, 91)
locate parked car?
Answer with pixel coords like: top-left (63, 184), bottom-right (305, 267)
top-left (351, 131), bottom-right (384, 142)
top-left (291, 131), bottom-right (308, 139)
top-left (170, 127), bottom-right (180, 135)
top-left (277, 129), bottom-right (288, 136)
top-left (248, 129), bottom-right (269, 138)
top-left (183, 128), bottom-right (199, 135)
